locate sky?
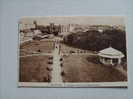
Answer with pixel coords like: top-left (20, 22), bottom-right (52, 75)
top-left (19, 16), bottom-right (125, 26)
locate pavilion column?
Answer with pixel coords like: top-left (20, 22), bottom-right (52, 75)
top-left (110, 59), bottom-right (113, 65)
top-left (100, 57), bottom-right (102, 63)
top-left (118, 58), bottom-right (121, 64)
top-left (102, 58), bottom-right (105, 64)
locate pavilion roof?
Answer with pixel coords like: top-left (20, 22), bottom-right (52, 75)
top-left (98, 47), bottom-right (124, 58)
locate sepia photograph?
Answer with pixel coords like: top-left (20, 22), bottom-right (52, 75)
top-left (18, 16), bottom-right (128, 87)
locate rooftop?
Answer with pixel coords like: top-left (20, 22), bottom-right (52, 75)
top-left (98, 47), bottom-right (124, 58)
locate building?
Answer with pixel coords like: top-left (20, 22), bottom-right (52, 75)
top-left (60, 24), bottom-right (69, 33)
top-left (98, 46), bottom-right (125, 66)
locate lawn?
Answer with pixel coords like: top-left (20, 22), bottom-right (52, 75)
top-left (20, 40), bottom-right (54, 56)
top-left (60, 42), bottom-right (91, 54)
top-left (62, 55), bottom-right (127, 82)
top-left (19, 55), bottom-right (52, 82)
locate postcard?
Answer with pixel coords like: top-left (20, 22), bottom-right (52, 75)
top-left (18, 16), bottom-right (128, 87)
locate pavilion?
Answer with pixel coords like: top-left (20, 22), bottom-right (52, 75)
top-left (98, 46), bottom-right (125, 66)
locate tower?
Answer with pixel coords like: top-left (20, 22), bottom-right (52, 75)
top-left (33, 20), bottom-right (37, 29)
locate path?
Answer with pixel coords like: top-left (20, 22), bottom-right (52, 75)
top-left (51, 40), bottom-right (63, 83)
top-left (20, 53), bottom-right (53, 58)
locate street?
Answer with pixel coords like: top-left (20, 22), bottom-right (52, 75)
top-left (51, 39), bottom-right (63, 83)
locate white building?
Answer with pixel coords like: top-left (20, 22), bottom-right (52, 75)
top-left (98, 47), bottom-right (125, 65)
top-left (60, 24), bottom-right (74, 33)
top-left (33, 30), bottom-right (42, 35)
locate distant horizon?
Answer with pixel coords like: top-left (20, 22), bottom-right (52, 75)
top-left (19, 16), bottom-right (125, 26)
